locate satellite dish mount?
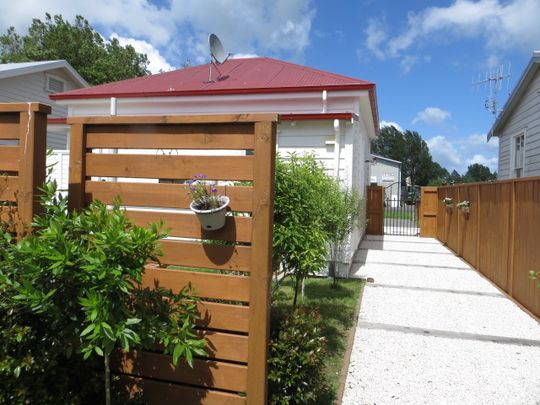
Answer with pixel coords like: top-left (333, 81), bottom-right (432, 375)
top-left (207, 33), bottom-right (231, 83)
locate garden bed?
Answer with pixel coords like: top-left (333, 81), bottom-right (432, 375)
top-left (272, 277), bottom-right (365, 403)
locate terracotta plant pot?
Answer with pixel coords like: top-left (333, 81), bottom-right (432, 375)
top-left (190, 196), bottom-right (230, 231)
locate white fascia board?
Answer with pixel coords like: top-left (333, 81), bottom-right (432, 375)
top-left (56, 90), bottom-right (367, 117)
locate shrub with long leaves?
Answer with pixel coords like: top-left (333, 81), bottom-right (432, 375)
top-left (0, 181), bottom-right (206, 404)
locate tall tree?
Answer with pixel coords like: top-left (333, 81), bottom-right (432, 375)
top-left (462, 163), bottom-right (497, 183)
top-left (372, 126), bottom-right (443, 186)
top-left (0, 14), bottom-right (149, 85)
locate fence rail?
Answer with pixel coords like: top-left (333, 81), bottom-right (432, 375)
top-left (0, 103), bottom-right (50, 236)
top-left (437, 178), bottom-right (540, 320)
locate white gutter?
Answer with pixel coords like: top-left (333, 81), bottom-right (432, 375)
top-left (322, 90), bottom-right (327, 113)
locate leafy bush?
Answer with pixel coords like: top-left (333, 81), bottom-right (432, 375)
top-left (0, 182), bottom-right (205, 404)
top-left (268, 307), bottom-right (329, 404)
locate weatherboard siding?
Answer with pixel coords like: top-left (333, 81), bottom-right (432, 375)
top-left (0, 69), bottom-right (80, 149)
top-left (498, 70), bottom-right (540, 179)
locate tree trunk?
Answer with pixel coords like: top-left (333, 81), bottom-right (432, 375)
top-left (104, 352), bottom-right (111, 405)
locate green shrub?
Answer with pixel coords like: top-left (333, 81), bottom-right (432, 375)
top-left (0, 182), bottom-right (205, 404)
top-left (268, 307), bottom-right (329, 404)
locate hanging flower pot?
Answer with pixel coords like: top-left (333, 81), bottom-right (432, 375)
top-left (457, 200), bottom-right (470, 220)
top-left (190, 196), bottom-right (230, 230)
top-left (442, 197), bottom-right (453, 213)
top-left (187, 174), bottom-right (230, 231)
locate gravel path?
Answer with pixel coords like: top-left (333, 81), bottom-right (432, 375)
top-left (343, 235), bottom-right (540, 405)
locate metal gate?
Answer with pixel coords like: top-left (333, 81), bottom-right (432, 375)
top-left (384, 183), bottom-right (420, 236)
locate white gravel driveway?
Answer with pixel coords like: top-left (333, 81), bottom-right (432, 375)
top-left (343, 235), bottom-right (540, 405)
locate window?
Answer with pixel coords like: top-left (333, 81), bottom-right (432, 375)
top-left (46, 75), bottom-right (65, 93)
top-left (512, 132), bottom-right (525, 178)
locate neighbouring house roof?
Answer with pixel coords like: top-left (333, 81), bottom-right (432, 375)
top-left (0, 60), bottom-right (89, 88)
top-left (371, 154), bottom-right (402, 165)
top-left (488, 51), bottom-right (540, 140)
top-left (50, 57), bottom-right (378, 131)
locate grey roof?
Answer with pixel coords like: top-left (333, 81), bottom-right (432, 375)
top-left (371, 154), bottom-right (402, 165)
top-left (488, 51), bottom-right (540, 140)
top-left (0, 60), bottom-right (88, 87)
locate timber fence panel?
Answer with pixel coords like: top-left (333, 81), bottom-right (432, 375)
top-left (435, 178), bottom-right (540, 320)
top-left (366, 185), bottom-right (384, 235)
top-left (0, 103), bottom-right (50, 237)
top-left (419, 187), bottom-right (438, 237)
top-left (67, 114), bottom-right (277, 404)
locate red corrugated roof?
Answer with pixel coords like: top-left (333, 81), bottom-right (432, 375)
top-left (50, 57), bottom-right (375, 100)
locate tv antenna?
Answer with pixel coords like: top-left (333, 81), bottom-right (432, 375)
top-left (207, 33), bottom-right (231, 83)
top-left (472, 62), bottom-right (511, 116)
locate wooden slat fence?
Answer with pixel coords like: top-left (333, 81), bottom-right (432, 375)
top-left (437, 178), bottom-right (540, 320)
top-left (366, 185), bottom-right (384, 235)
top-left (67, 114), bottom-right (278, 404)
top-left (0, 103), bottom-right (50, 237)
top-left (419, 187), bottom-right (438, 237)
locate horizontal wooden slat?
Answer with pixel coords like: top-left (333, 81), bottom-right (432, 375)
top-left (0, 146), bottom-right (19, 171)
top-left (200, 330), bottom-right (248, 363)
top-left (142, 265), bottom-right (250, 302)
top-left (85, 181), bottom-right (253, 212)
top-left (113, 350), bottom-right (247, 392)
top-left (0, 176), bottom-right (18, 201)
top-left (0, 114), bottom-right (19, 140)
top-left (87, 129), bottom-right (254, 150)
top-left (0, 103), bottom-right (51, 114)
top-left (116, 375), bottom-right (246, 405)
top-left (196, 301), bottom-right (249, 333)
top-left (68, 113), bottom-right (279, 125)
top-left (86, 154), bottom-right (254, 181)
top-left (159, 240), bottom-right (251, 272)
top-left (126, 210), bottom-right (252, 243)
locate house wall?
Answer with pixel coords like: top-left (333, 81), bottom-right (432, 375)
top-left (0, 68), bottom-right (80, 149)
top-left (370, 160), bottom-right (401, 199)
top-left (498, 69), bottom-right (540, 179)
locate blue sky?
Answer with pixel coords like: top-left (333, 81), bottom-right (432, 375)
top-left (2, 0), bottom-right (540, 174)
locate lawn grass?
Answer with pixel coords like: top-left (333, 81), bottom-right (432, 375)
top-left (272, 277), bottom-right (365, 403)
top-left (384, 210), bottom-right (413, 220)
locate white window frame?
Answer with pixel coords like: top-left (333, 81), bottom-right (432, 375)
top-left (45, 73), bottom-right (66, 94)
top-left (509, 129), bottom-right (526, 178)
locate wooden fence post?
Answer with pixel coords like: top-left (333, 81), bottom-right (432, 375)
top-left (14, 103), bottom-right (50, 234)
top-left (247, 121), bottom-right (277, 404)
top-left (68, 123), bottom-right (86, 212)
top-left (508, 180), bottom-right (516, 296)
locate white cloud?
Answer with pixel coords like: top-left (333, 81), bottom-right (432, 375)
top-left (467, 154), bottom-right (498, 172)
top-left (364, 0), bottom-right (540, 65)
top-left (111, 34), bottom-right (174, 74)
top-left (427, 135), bottom-right (462, 169)
top-left (412, 107), bottom-right (451, 125)
top-left (365, 19), bottom-right (387, 60)
top-left (400, 55), bottom-right (418, 73)
top-left (380, 120), bottom-right (404, 132)
top-left (231, 53), bottom-right (260, 59)
top-left (466, 133), bottom-right (499, 148)
top-left (0, 0), bottom-right (316, 66)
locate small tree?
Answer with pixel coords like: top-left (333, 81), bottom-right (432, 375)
top-left (325, 185), bottom-right (361, 285)
top-left (273, 154), bottom-right (330, 307)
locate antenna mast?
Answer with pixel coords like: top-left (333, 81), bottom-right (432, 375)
top-left (472, 62), bottom-right (511, 116)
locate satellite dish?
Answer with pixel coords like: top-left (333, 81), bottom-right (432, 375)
top-left (209, 34), bottom-right (227, 64)
top-left (206, 34), bottom-right (231, 82)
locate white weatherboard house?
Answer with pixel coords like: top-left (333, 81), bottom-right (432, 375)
top-left (0, 60), bottom-right (89, 188)
top-left (489, 51), bottom-right (540, 179)
top-left (52, 57), bottom-right (379, 271)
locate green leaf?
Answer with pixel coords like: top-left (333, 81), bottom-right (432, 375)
top-left (126, 318), bottom-right (141, 325)
top-left (94, 346), bottom-right (104, 356)
top-left (80, 324), bottom-right (95, 337)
